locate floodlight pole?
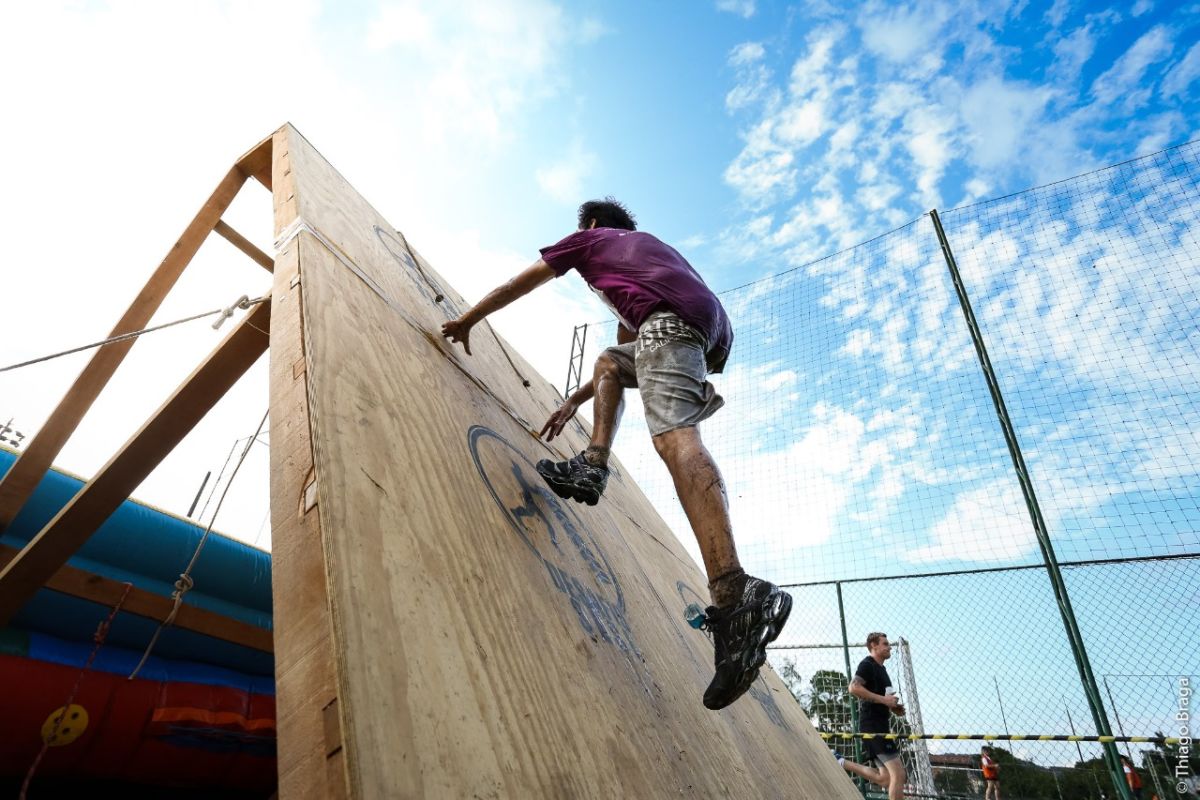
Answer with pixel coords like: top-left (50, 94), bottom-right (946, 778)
top-left (929, 208), bottom-right (1132, 800)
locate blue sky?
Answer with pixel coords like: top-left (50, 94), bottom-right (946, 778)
top-left (0, 0), bottom-right (1197, 772)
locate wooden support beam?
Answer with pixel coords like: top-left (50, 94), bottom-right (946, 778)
top-left (0, 299), bottom-right (272, 625)
top-left (0, 166), bottom-right (250, 531)
top-left (0, 545), bottom-right (273, 653)
top-left (237, 133), bottom-right (274, 191)
top-left (215, 219), bottom-right (274, 272)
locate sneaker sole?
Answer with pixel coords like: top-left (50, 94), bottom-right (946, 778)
top-left (535, 463), bottom-right (601, 506)
top-left (704, 666), bottom-right (762, 711)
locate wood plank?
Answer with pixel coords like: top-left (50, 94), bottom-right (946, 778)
top-left (215, 219), bottom-right (274, 272)
top-left (281, 123), bottom-right (857, 799)
top-left (0, 544), bottom-right (272, 652)
top-left (238, 132), bottom-right (274, 190)
top-left (0, 300), bottom-right (271, 625)
top-left (274, 633), bottom-right (337, 776)
top-left (0, 166), bottom-right (249, 531)
top-left (268, 127), bottom-right (347, 799)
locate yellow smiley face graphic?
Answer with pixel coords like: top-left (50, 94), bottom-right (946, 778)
top-left (41, 704), bottom-right (89, 746)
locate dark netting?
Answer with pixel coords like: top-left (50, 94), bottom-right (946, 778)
top-left (566, 139), bottom-right (1200, 799)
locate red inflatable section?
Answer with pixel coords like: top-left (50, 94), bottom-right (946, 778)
top-left (1, 654), bottom-right (275, 792)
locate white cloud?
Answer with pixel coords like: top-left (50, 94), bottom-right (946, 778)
top-left (1090, 24), bottom-right (1176, 110)
top-left (0, 0), bottom-right (608, 547)
top-left (726, 44), bottom-right (773, 111)
top-left (363, 0), bottom-right (581, 147)
top-left (721, 400), bottom-right (869, 548)
top-left (858, 180), bottom-right (901, 211)
top-left (1044, 0), bottom-right (1073, 28)
top-left (729, 41), bottom-right (765, 66)
top-left (859, 10), bottom-right (927, 63)
top-left (723, 29), bottom-right (844, 205)
top-left (716, 0), bottom-right (756, 18)
top-left (789, 29), bottom-right (841, 97)
top-left (1050, 23), bottom-right (1097, 84)
top-left (723, 120), bottom-right (798, 203)
top-left (718, 1), bottom-right (1192, 265)
top-left (1161, 40), bottom-right (1200, 98)
top-left (903, 106), bottom-right (956, 202)
top-left (579, 17), bottom-right (611, 42)
top-left (960, 77), bottom-right (1054, 170)
top-left (858, 2), bottom-right (950, 66)
top-left (702, 0), bottom-right (1200, 582)
top-left (366, 2), bottom-right (435, 49)
top-left (536, 143), bottom-right (600, 203)
top-left (907, 482), bottom-right (1038, 564)
top-left (775, 99), bottom-right (828, 146)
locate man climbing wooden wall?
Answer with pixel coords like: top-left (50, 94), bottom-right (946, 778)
top-left (269, 123), bottom-right (858, 799)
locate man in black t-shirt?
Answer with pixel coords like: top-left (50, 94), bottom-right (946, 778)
top-left (834, 632), bottom-right (907, 799)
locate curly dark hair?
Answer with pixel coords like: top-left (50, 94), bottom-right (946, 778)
top-left (578, 197), bottom-right (637, 231)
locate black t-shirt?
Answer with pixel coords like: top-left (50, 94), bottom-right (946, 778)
top-left (854, 656), bottom-right (893, 732)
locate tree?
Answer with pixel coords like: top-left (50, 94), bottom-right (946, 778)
top-left (1058, 756), bottom-right (1115, 799)
top-left (776, 656), bottom-right (805, 704)
top-left (1143, 732), bottom-right (1200, 798)
top-left (808, 669), bottom-right (855, 733)
top-left (933, 764), bottom-right (972, 796)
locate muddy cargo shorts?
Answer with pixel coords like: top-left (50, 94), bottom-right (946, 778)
top-left (601, 311), bottom-right (725, 436)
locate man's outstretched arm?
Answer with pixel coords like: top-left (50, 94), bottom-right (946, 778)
top-left (441, 259), bottom-right (556, 355)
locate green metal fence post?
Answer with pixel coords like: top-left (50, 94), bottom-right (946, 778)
top-left (837, 581), bottom-right (866, 794)
top-left (929, 208), bottom-right (1133, 800)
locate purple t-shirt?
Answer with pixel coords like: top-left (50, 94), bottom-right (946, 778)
top-left (539, 228), bottom-right (733, 372)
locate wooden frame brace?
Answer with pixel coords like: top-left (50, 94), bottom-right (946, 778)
top-left (0, 545), bottom-right (272, 653)
top-left (0, 299), bottom-right (272, 625)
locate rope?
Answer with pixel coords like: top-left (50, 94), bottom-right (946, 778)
top-left (819, 732), bottom-right (1181, 744)
top-left (0, 294), bottom-right (268, 374)
top-left (387, 228), bottom-right (532, 388)
top-left (195, 429), bottom-right (268, 523)
top-left (20, 582), bottom-right (133, 799)
top-left (485, 323), bottom-right (532, 387)
top-left (127, 408), bottom-right (269, 680)
top-left (394, 228), bottom-right (446, 304)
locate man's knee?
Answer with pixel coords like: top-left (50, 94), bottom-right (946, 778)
top-left (651, 425), bottom-right (698, 460)
top-left (651, 430), bottom-right (673, 459)
top-left (594, 352), bottom-right (620, 378)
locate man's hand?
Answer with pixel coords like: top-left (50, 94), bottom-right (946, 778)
top-left (892, 704), bottom-right (906, 717)
top-left (880, 694), bottom-right (900, 709)
top-left (540, 400), bottom-right (580, 442)
top-left (441, 317), bottom-right (475, 355)
top-left (441, 260), bottom-right (555, 357)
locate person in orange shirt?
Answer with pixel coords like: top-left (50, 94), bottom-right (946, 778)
top-left (1120, 754), bottom-right (1144, 799)
top-left (980, 746), bottom-right (1001, 799)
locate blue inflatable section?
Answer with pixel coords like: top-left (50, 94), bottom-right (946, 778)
top-left (0, 448), bottom-right (274, 677)
top-left (20, 629), bottom-right (275, 694)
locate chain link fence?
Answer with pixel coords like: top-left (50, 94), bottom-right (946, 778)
top-left (570, 140), bottom-right (1200, 798)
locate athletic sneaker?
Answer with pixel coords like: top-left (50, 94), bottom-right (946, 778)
top-left (698, 576), bottom-right (792, 710)
top-left (535, 452), bottom-right (609, 506)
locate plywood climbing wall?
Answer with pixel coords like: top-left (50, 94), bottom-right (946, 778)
top-left (269, 123), bottom-right (859, 799)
